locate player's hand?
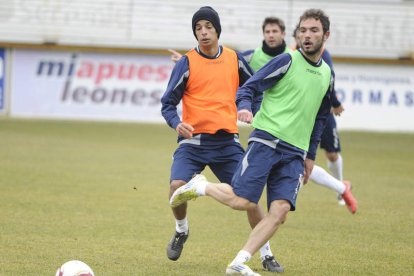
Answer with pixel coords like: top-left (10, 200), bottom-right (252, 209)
top-left (303, 158), bottom-right (314, 184)
top-left (168, 49), bottom-right (183, 63)
top-left (237, 109), bottom-right (253, 124)
top-left (176, 122), bottom-right (194, 139)
top-left (332, 105), bottom-right (344, 116)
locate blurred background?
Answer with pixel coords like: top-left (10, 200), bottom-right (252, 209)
top-left (0, 0), bottom-right (413, 132)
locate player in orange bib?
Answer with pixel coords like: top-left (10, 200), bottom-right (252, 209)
top-left (161, 6), bottom-right (283, 273)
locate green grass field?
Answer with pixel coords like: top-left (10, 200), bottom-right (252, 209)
top-left (1, 118), bottom-right (413, 275)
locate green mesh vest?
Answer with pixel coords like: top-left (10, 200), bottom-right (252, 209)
top-left (252, 50), bottom-right (332, 151)
top-left (249, 47), bottom-right (292, 72)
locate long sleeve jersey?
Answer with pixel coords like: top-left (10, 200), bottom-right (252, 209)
top-left (321, 49), bottom-right (341, 108)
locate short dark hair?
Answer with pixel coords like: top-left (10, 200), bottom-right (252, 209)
top-left (299, 9), bottom-right (330, 33)
top-left (262, 17), bottom-right (285, 33)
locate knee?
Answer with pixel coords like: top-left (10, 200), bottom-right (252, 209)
top-left (169, 180), bottom-right (186, 197)
top-left (326, 152), bottom-right (338, 162)
top-left (269, 201), bottom-right (291, 225)
top-left (281, 212), bottom-right (289, 224)
top-left (277, 205), bottom-right (290, 223)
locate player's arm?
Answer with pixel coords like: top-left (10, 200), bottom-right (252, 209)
top-left (332, 106), bottom-right (344, 116)
top-left (168, 49), bottom-right (183, 63)
top-left (161, 56), bottom-right (189, 130)
top-left (330, 77), bottom-right (344, 115)
top-left (322, 49), bottom-right (344, 116)
top-left (163, 50), bottom-right (195, 138)
top-left (239, 49), bottom-right (265, 117)
top-left (236, 51), bottom-right (254, 85)
top-left (235, 52), bottom-right (255, 123)
top-left (236, 53), bottom-right (292, 122)
top-left (239, 49), bottom-right (255, 64)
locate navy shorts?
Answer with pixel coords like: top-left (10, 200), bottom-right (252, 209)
top-left (170, 143), bottom-right (244, 184)
top-left (320, 114), bottom-right (341, 153)
top-left (232, 141), bottom-right (304, 211)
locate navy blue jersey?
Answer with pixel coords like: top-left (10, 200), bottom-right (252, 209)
top-left (321, 49), bottom-right (341, 108)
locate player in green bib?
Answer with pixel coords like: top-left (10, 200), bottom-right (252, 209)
top-left (242, 17), bottom-right (292, 73)
top-left (170, 9), bottom-right (340, 275)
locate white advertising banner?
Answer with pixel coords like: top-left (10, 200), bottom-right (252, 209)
top-left (11, 49), bottom-right (174, 122)
top-left (10, 49), bottom-right (414, 132)
top-left (334, 63), bottom-right (414, 132)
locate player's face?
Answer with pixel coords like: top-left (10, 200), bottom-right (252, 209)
top-left (263, 23), bottom-right (285, 48)
top-left (195, 20), bottom-right (219, 47)
top-left (298, 18), bottom-right (329, 57)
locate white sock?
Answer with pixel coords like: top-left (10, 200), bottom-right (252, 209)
top-left (231, 250), bottom-right (252, 265)
top-left (259, 241), bottom-right (273, 260)
top-left (310, 165), bottom-right (345, 194)
top-left (196, 181), bottom-right (207, 196)
top-left (327, 153), bottom-right (343, 181)
top-left (175, 217), bottom-right (189, 234)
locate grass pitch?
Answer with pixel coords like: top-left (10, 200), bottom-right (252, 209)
top-left (0, 118), bottom-right (413, 275)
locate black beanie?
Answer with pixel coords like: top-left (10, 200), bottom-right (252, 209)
top-left (192, 6), bottom-right (221, 39)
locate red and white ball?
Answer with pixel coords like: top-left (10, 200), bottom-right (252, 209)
top-left (55, 260), bottom-right (94, 276)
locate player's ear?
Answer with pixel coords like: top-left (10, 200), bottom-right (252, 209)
top-left (323, 30), bottom-right (330, 41)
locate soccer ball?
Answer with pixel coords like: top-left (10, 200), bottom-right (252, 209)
top-left (55, 260), bottom-right (95, 276)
